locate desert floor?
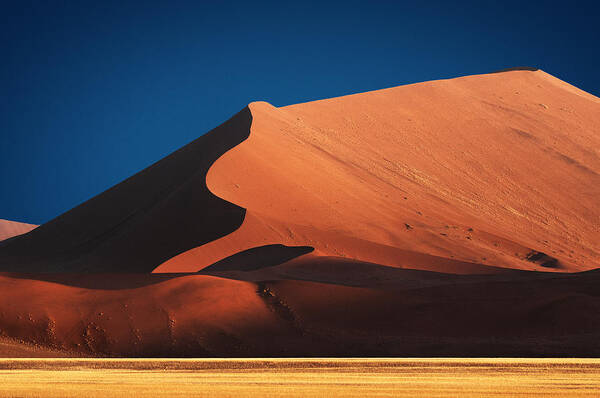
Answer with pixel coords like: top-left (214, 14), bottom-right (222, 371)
top-left (0, 358), bottom-right (598, 397)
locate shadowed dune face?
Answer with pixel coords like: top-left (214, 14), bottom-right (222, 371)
top-left (261, 270), bottom-right (600, 356)
top-left (0, 219), bottom-right (37, 242)
top-left (0, 109), bottom-right (252, 272)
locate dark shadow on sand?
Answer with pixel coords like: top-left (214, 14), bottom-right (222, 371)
top-left (201, 244), bottom-right (314, 272)
top-left (0, 108), bottom-right (253, 272)
top-left (1, 272), bottom-right (192, 290)
top-left (203, 255), bottom-right (583, 290)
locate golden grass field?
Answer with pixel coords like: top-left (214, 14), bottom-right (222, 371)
top-left (0, 358), bottom-right (599, 397)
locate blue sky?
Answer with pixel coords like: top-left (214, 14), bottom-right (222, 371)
top-left (2, 0), bottom-right (599, 224)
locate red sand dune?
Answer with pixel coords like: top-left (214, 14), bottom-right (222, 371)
top-left (0, 69), bottom-right (599, 356)
top-left (0, 219), bottom-right (37, 242)
top-left (161, 69), bottom-right (600, 274)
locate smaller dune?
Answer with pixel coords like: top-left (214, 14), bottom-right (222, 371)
top-left (0, 219), bottom-right (37, 242)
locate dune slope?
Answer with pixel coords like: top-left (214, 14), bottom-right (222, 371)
top-left (163, 69), bottom-right (600, 273)
top-left (0, 219), bottom-right (37, 242)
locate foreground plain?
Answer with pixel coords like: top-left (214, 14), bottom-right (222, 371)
top-left (0, 358), bottom-right (599, 397)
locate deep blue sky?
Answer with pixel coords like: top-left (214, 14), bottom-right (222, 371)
top-left (2, 1), bottom-right (599, 224)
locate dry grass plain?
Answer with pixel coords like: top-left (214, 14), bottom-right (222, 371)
top-left (0, 358), bottom-right (598, 397)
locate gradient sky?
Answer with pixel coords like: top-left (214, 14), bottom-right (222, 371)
top-left (2, 1), bottom-right (599, 224)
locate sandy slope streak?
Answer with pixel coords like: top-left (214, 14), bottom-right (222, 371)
top-left (159, 70), bottom-right (600, 273)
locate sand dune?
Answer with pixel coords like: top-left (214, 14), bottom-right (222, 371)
top-left (161, 70), bottom-right (600, 274)
top-left (0, 69), bottom-right (599, 356)
top-left (202, 70), bottom-right (600, 273)
top-left (2, 69), bottom-right (599, 274)
top-left (0, 269), bottom-right (598, 356)
top-left (0, 219), bottom-right (37, 242)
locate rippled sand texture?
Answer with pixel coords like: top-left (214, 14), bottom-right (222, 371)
top-left (0, 358), bottom-right (598, 397)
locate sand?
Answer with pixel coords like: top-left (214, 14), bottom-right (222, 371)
top-left (0, 69), bottom-right (599, 356)
top-left (0, 268), bottom-right (598, 357)
top-left (164, 70), bottom-right (600, 273)
top-left (0, 219), bottom-right (36, 242)
top-left (0, 358), bottom-right (599, 397)
top-left (205, 71), bottom-right (599, 273)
